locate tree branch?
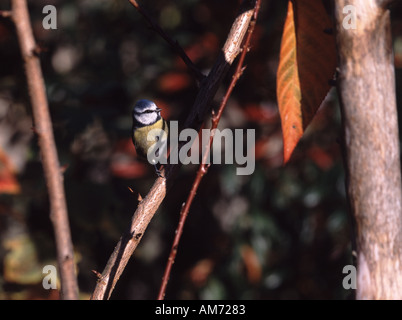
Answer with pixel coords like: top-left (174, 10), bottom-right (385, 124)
top-left (90, 0), bottom-right (256, 300)
top-left (157, 3), bottom-right (260, 299)
top-left (11, 0), bottom-right (78, 300)
top-left (128, 0), bottom-right (205, 82)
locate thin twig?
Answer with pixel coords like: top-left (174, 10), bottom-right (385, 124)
top-left (11, 0), bottom-right (78, 300)
top-left (128, 0), bottom-right (205, 82)
top-left (0, 10), bottom-right (12, 18)
top-left (91, 0), bottom-right (256, 300)
top-left (157, 2), bottom-right (260, 300)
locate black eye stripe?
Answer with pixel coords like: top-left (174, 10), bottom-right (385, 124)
top-left (135, 110), bottom-right (154, 114)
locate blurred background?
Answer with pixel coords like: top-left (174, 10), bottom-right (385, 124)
top-left (0, 0), bottom-right (401, 300)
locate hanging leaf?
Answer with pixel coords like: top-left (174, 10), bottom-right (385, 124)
top-left (276, 0), bottom-right (336, 163)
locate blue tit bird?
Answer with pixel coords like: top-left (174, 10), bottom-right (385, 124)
top-left (132, 99), bottom-right (168, 176)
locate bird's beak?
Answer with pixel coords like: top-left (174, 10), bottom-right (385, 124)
top-left (156, 108), bottom-right (162, 112)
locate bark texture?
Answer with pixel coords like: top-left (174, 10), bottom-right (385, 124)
top-left (12, 0), bottom-right (78, 299)
top-left (335, 0), bottom-right (402, 299)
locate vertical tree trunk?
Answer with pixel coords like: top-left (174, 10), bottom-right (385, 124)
top-left (334, 0), bottom-right (402, 299)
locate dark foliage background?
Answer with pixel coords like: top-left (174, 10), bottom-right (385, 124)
top-left (0, 0), bottom-right (401, 299)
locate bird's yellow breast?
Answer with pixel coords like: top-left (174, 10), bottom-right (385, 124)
top-left (133, 118), bottom-right (168, 160)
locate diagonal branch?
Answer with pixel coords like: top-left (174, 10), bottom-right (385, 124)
top-left (128, 0), bottom-right (205, 82)
top-left (90, 0), bottom-right (257, 300)
top-left (157, 4), bottom-right (260, 299)
top-left (11, 0), bottom-right (78, 299)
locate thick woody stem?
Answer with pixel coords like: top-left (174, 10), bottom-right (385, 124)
top-left (335, 0), bottom-right (402, 299)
